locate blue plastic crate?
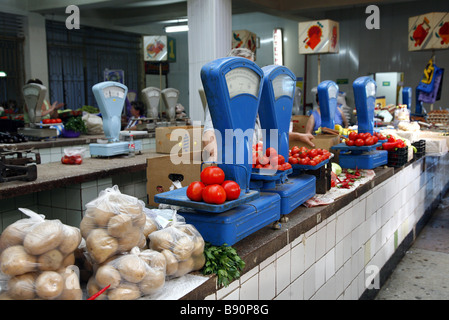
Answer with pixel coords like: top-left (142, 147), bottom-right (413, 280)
top-left (178, 192), bottom-right (281, 246)
top-left (338, 150), bottom-right (388, 169)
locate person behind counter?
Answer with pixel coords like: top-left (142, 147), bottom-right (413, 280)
top-left (203, 48), bottom-right (316, 161)
top-left (125, 100), bottom-right (146, 131)
top-left (24, 79), bottom-right (64, 122)
top-left (305, 93), bottom-right (348, 135)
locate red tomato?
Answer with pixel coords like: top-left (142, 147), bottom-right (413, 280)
top-left (56, 118), bottom-right (62, 123)
top-left (221, 180), bottom-right (241, 201)
top-left (200, 166), bottom-right (225, 185)
top-left (266, 147), bottom-right (277, 158)
top-left (284, 163), bottom-right (292, 170)
top-left (348, 132), bottom-right (358, 141)
top-left (50, 119), bottom-right (57, 123)
top-left (186, 181), bottom-right (206, 202)
top-left (291, 146), bottom-right (300, 155)
top-left (365, 137), bottom-right (374, 146)
top-left (308, 149), bottom-right (318, 158)
top-left (346, 139), bottom-right (355, 146)
top-left (289, 157), bottom-right (299, 165)
top-left (202, 184), bottom-right (226, 204)
top-left (372, 136), bottom-right (379, 144)
top-left (309, 160), bottom-right (317, 166)
top-left (355, 138), bottom-right (365, 147)
top-left (277, 155), bottom-right (285, 165)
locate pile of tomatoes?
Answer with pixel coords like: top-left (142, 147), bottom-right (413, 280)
top-left (288, 146), bottom-right (332, 167)
top-left (61, 154), bottom-right (83, 165)
top-left (187, 166), bottom-right (241, 205)
top-left (252, 143), bottom-right (292, 171)
top-left (42, 118), bottom-right (62, 124)
top-left (345, 131), bottom-right (386, 147)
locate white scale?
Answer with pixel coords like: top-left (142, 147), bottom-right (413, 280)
top-left (89, 81), bottom-right (142, 157)
top-left (161, 88), bottom-right (179, 124)
top-left (18, 83), bottom-right (58, 139)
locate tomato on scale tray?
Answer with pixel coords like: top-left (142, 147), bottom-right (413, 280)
top-left (288, 146), bottom-right (332, 167)
top-left (251, 144), bottom-right (292, 171)
top-left (345, 132), bottom-right (379, 147)
top-left (187, 166), bottom-right (241, 205)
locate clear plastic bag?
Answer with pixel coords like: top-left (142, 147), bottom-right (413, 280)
top-left (0, 208), bottom-right (83, 300)
top-left (148, 215), bottom-right (205, 278)
top-left (87, 247), bottom-right (166, 300)
top-left (61, 147), bottom-right (86, 165)
top-left (80, 186), bottom-right (147, 264)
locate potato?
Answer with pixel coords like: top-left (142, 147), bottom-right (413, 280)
top-left (35, 271), bottom-right (64, 300)
top-left (145, 251), bottom-right (166, 270)
top-left (0, 245), bottom-right (36, 276)
top-left (117, 227), bottom-right (142, 252)
top-left (149, 231), bottom-right (173, 251)
top-left (89, 207), bottom-right (116, 228)
top-left (192, 237), bottom-right (205, 256)
top-left (139, 269), bottom-right (165, 295)
top-left (161, 249), bottom-right (178, 276)
top-left (38, 249), bottom-right (64, 271)
top-left (58, 268), bottom-right (82, 300)
top-left (59, 225), bottom-right (82, 254)
top-left (143, 217), bottom-right (158, 237)
top-left (107, 214), bottom-right (132, 238)
top-left (23, 220), bottom-right (63, 255)
top-left (79, 215), bottom-right (96, 239)
top-left (61, 253), bottom-right (75, 268)
top-left (172, 236), bottom-right (194, 261)
top-left (86, 276), bottom-right (106, 300)
top-left (173, 258), bottom-right (194, 278)
top-left (0, 219), bottom-right (32, 251)
top-left (86, 229), bottom-right (118, 264)
top-left (95, 264), bottom-right (121, 289)
top-left (192, 253), bottom-right (206, 271)
top-left (117, 254), bottom-right (147, 283)
top-left (8, 273), bottom-right (37, 300)
top-left (107, 283), bottom-right (140, 300)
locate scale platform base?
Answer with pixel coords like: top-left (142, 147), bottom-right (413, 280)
top-left (89, 140), bottom-right (142, 157)
top-left (18, 127), bottom-right (57, 140)
top-left (338, 150), bottom-right (388, 169)
top-left (178, 192), bottom-right (281, 246)
top-left (259, 174), bottom-right (316, 215)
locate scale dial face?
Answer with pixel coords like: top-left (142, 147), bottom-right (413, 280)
top-left (327, 84), bottom-right (338, 99)
top-left (23, 87), bottom-right (40, 97)
top-left (272, 74), bottom-right (295, 100)
top-left (225, 67), bottom-right (260, 99)
top-left (102, 86), bottom-right (125, 99)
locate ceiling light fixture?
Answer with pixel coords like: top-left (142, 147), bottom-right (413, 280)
top-left (165, 25), bottom-right (189, 33)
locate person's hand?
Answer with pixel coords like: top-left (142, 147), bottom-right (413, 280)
top-left (202, 130), bottom-right (218, 162)
top-left (289, 132), bottom-right (315, 148)
top-left (52, 101), bottom-right (64, 110)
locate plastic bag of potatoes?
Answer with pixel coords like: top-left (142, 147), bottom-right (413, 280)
top-left (148, 222), bottom-right (205, 278)
top-left (0, 208), bottom-right (82, 300)
top-left (80, 185), bottom-right (147, 264)
top-left (87, 247), bottom-right (166, 300)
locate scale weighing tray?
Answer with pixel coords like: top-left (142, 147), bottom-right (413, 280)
top-left (331, 142), bottom-right (387, 169)
top-left (90, 140), bottom-right (142, 157)
top-left (154, 187), bottom-right (260, 213)
top-left (291, 155), bottom-right (333, 174)
top-left (178, 192), bottom-right (281, 246)
top-left (257, 174), bottom-right (316, 215)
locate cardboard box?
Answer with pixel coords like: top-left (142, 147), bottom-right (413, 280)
top-left (298, 19), bottom-right (339, 54)
top-left (408, 12), bottom-right (447, 51)
top-left (155, 125), bottom-right (203, 154)
top-left (291, 115), bottom-right (310, 133)
top-left (289, 133), bottom-right (340, 151)
top-left (146, 152), bottom-right (202, 207)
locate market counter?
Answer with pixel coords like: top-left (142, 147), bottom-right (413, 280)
top-left (180, 154), bottom-right (449, 300)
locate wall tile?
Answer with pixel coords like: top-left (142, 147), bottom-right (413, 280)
top-left (240, 273), bottom-right (258, 300)
top-left (276, 250), bottom-right (291, 295)
top-left (259, 261), bottom-right (276, 300)
top-left (290, 274), bottom-right (304, 300)
top-left (291, 240), bottom-right (305, 281)
top-left (303, 265), bottom-right (315, 300)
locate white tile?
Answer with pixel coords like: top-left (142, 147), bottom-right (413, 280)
top-left (325, 218), bottom-right (336, 253)
top-left (334, 266), bottom-right (345, 298)
top-left (276, 250), bottom-right (291, 295)
top-left (325, 248), bottom-right (335, 281)
top-left (315, 223), bottom-right (326, 260)
top-left (304, 231), bottom-right (316, 270)
top-left (291, 240), bottom-right (305, 281)
top-left (335, 212), bottom-right (345, 243)
top-left (259, 261), bottom-right (276, 300)
top-left (221, 288), bottom-right (239, 300)
top-left (314, 275), bottom-right (336, 300)
top-left (259, 252), bottom-right (276, 270)
top-left (217, 279), bottom-right (239, 300)
top-left (335, 239), bottom-right (344, 271)
top-left (240, 273), bottom-right (258, 300)
top-left (342, 233), bottom-right (352, 263)
top-left (240, 266), bottom-right (258, 284)
top-left (290, 274), bottom-right (304, 300)
top-left (352, 198), bottom-right (366, 230)
top-left (275, 286), bottom-right (291, 300)
top-left (303, 265), bottom-right (316, 300)
top-left (315, 255), bottom-right (326, 290)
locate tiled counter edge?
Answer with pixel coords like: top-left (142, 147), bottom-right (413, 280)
top-left (185, 154), bottom-right (449, 300)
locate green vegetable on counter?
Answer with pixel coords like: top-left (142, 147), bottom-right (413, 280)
top-left (201, 242), bottom-right (245, 287)
top-left (64, 116), bottom-right (87, 133)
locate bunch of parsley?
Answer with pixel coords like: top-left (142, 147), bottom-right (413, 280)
top-left (201, 242), bottom-right (245, 287)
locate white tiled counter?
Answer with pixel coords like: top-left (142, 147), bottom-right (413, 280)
top-left (189, 154), bottom-right (449, 300)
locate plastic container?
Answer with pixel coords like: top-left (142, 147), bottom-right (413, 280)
top-left (338, 150), bottom-right (388, 169)
top-left (412, 140), bottom-right (426, 161)
top-left (387, 146), bottom-right (408, 167)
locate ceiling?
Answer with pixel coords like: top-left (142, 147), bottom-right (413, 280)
top-left (26, 0), bottom-right (417, 28)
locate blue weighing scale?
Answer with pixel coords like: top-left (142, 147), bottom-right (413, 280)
top-left (331, 77), bottom-right (387, 169)
top-left (251, 65), bottom-right (316, 216)
top-left (89, 81), bottom-right (142, 157)
top-left (154, 57), bottom-right (282, 246)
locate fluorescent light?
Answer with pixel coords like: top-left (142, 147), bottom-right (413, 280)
top-left (165, 25), bottom-right (189, 33)
top-left (0, 71), bottom-right (6, 77)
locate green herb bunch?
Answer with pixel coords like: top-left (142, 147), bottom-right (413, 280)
top-left (64, 116), bottom-right (87, 133)
top-left (201, 242), bottom-right (245, 287)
